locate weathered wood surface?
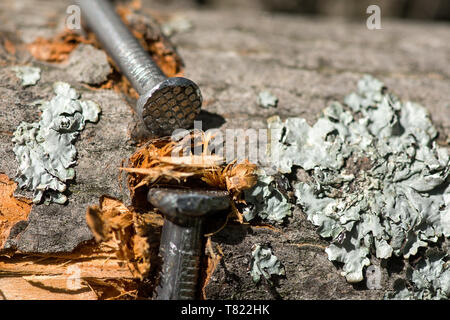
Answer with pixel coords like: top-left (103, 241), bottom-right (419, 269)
top-left (0, 0), bottom-right (449, 299)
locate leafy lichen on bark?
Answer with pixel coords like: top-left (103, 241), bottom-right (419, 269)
top-left (11, 65), bottom-right (41, 86)
top-left (386, 250), bottom-right (449, 300)
top-left (268, 75), bottom-right (449, 284)
top-left (12, 82), bottom-right (101, 205)
top-left (250, 243), bottom-right (285, 284)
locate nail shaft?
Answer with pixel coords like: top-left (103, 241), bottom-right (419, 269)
top-left (157, 218), bottom-right (203, 300)
top-left (148, 188), bottom-right (230, 300)
top-left (76, 0), bottom-right (165, 94)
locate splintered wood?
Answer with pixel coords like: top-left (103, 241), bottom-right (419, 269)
top-left (200, 238), bottom-right (224, 300)
top-left (122, 132), bottom-right (257, 215)
top-left (86, 196), bottom-right (163, 280)
top-left (0, 176), bottom-right (154, 300)
top-left (0, 191), bottom-right (150, 300)
top-left (0, 242), bottom-right (135, 300)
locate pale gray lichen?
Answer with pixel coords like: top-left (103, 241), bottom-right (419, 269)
top-left (12, 66), bottom-right (41, 86)
top-left (161, 15), bottom-right (193, 37)
top-left (243, 169), bottom-right (292, 222)
top-left (269, 75), bottom-right (449, 283)
top-left (258, 91), bottom-right (278, 108)
top-left (386, 250), bottom-right (449, 300)
top-left (267, 110), bottom-right (351, 173)
top-left (12, 82), bottom-right (101, 205)
top-left (250, 244), bottom-right (285, 284)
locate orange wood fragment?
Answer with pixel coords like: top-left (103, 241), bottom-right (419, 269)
top-left (26, 30), bottom-right (96, 63)
top-left (0, 174), bottom-right (32, 249)
top-left (3, 39), bottom-right (16, 55)
top-left (200, 238), bottom-right (223, 299)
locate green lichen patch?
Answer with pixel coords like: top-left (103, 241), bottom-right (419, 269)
top-left (12, 82), bottom-right (101, 205)
top-left (269, 75), bottom-right (449, 283)
top-left (12, 65), bottom-right (41, 86)
top-left (250, 244), bottom-right (285, 284)
top-left (258, 91), bottom-right (278, 108)
top-left (243, 169), bottom-right (292, 223)
top-left (386, 250), bottom-right (449, 300)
